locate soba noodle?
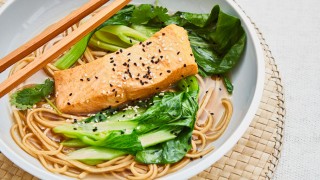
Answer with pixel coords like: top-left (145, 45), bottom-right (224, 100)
top-left (9, 23), bottom-right (233, 179)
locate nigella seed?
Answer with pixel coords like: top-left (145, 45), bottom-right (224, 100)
top-left (167, 70), bottom-right (171, 73)
top-left (87, 78), bottom-right (90, 81)
top-left (184, 64), bottom-right (186, 67)
top-left (177, 51), bottom-right (180, 55)
top-left (69, 93), bottom-right (72, 96)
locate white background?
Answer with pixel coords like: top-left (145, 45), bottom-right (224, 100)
top-left (236, 0), bottom-right (320, 179)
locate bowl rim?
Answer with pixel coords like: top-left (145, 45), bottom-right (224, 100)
top-left (0, 0), bottom-right (265, 179)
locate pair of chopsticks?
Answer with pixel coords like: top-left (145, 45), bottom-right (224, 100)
top-left (0, 0), bottom-right (131, 98)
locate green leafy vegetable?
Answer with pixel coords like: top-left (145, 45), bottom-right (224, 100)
top-left (131, 4), bottom-right (170, 24)
top-left (10, 79), bottom-right (54, 110)
top-left (53, 76), bottom-right (199, 164)
top-left (223, 76), bottom-right (234, 94)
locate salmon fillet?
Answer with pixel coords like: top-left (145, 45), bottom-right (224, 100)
top-left (54, 24), bottom-right (198, 114)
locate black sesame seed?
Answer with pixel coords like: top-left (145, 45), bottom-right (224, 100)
top-left (142, 63), bottom-right (145, 67)
top-left (177, 51), bottom-right (180, 55)
top-left (67, 102), bottom-right (71, 105)
top-left (142, 49), bottom-right (145, 52)
top-left (80, 79), bottom-right (84, 81)
top-left (139, 57), bottom-right (142, 60)
top-left (137, 73), bottom-right (140, 76)
top-left (128, 59), bottom-right (131, 62)
top-left (130, 39), bottom-right (132, 43)
top-left (110, 57), bottom-right (114, 60)
top-left (92, 127), bottom-right (98, 132)
top-left (167, 70), bottom-right (171, 73)
top-left (120, 49), bottom-right (123, 53)
top-left (110, 84), bottom-right (113, 87)
top-left (219, 88), bottom-right (222, 91)
top-left (116, 101), bottom-right (119, 103)
top-left (142, 44), bottom-right (145, 47)
top-left (146, 42), bottom-right (152, 45)
top-left (87, 78), bottom-right (90, 81)
top-left (116, 52), bottom-right (119, 54)
top-left (134, 62), bottom-right (137, 66)
top-left (140, 80), bottom-right (144, 85)
top-left (160, 73), bottom-right (163, 76)
top-left (190, 54), bottom-right (193, 56)
top-left (112, 89), bottom-right (116, 92)
top-left (134, 114), bottom-right (137, 117)
top-left (210, 112), bottom-right (214, 115)
top-left (139, 42), bottom-right (142, 45)
top-left (190, 158), bottom-right (193, 161)
top-left (69, 93), bottom-right (72, 96)
top-left (162, 33), bottom-right (165, 36)
top-left (200, 156), bottom-right (203, 158)
top-left (113, 63), bottom-right (116, 66)
top-left (73, 119), bottom-right (78, 123)
top-left (184, 64), bottom-right (186, 67)
top-left (156, 87), bottom-right (160, 90)
top-left (123, 62), bottom-right (127, 66)
top-left (110, 60), bottom-right (114, 63)
top-left (115, 91), bottom-right (118, 97)
top-left (160, 55), bottom-right (163, 59)
top-left (112, 68), bottom-right (115, 71)
top-left (135, 78), bottom-right (140, 80)
top-left (95, 76), bottom-right (98, 79)
top-left (73, 128), bottom-right (77, 130)
top-left (181, 75), bottom-right (185, 77)
top-left (158, 49), bottom-right (161, 53)
top-left (122, 115), bottom-right (126, 117)
top-left (205, 90), bottom-right (208, 93)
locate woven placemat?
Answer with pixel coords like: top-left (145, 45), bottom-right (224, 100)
top-left (0, 1), bottom-right (285, 180)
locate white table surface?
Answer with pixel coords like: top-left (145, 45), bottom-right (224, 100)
top-left (236, 0), bottom-right (320, 179)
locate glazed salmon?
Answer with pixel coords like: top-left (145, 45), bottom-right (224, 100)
top-left (54, 24), bottom-right (198, 114)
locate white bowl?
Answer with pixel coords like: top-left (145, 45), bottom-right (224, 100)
top-left (0, 0), bottom-right (264, 179)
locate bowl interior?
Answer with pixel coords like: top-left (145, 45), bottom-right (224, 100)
top-left (0, 0), bottom-right (264, 179)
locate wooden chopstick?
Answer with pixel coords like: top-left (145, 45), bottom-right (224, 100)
top-left (0, 0), bottom-right (110, 73)
top-left (0, 0), bottom-right (131, 98)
